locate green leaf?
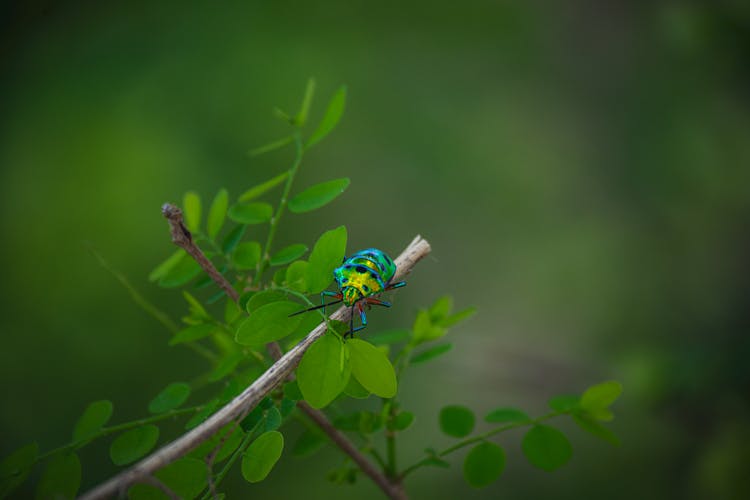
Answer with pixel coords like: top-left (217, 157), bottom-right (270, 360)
top-left (264, 407), bottom-right (282, 432)
top-left (580, 381), bottom-right (623, 414)
top-left (439, 405), bottom-right (475, 438)
top-left (235, 301), bottom-right (302, 347)
top-left (463, 442), bottom-right (505, 488)
top-left (442, 306), bottom-right (477, 328)
top-left (244, 291), bottom-right (285, 314)
top-left (157, 252), bottom-right (202, 288)
top-left (35, 452), bottom-right (80, 500)
top-left (522, 425), bottom-right (573, 471)
top-left (207, 188), bottom-right (229, 240)
top-left (410, 344), bottom-right (453, 364)
top-left (270, 244), bottom-right (308, 266)
top-left (221, 224), bottom-right (246, 254)
top-left (183, 191), bottom-right (201, 233)
top-left (484, 407), bottom-right (530, 424)
top-left (288, 178), bottom-right (350, 214)
top-left (367, 329), bottom-right (411, 345)
top-left (189, 425), bottom-right (245, 463)
top-left (548, 394), bottom-right (580, 412)
top-left (412, 309), bottom-right (445, 344)
top-left (249, 136), bottom-right (294, 157)
top-left (232, 241), bottom-right (262, 270)
top-left (283, 381), bottom-right (302, 401)
top-left (148, 250), bottom-right (184, 282)
top-left (227, 202), bottom-right (273, 225)
top-left (429, 295), bottom-right (453, 321)
top-left (238, 172), bottom-right (290, 202)
top-left (208, 352), bottom-right (244, 382)
top-left (392, 411), bottom-right (415, 431)
top-left (241, 431), bottom-right (284, 483)
top-left (182, 291), bottom-right (210, 321)
top-left (297, 333), bottom-right (350, 408)
top-left (185, 401), bottom-right (219, 430)
top-left (169, 324), bottom-right (215, 346)
top-left (285, 260), bottom-right (308, 292)
top-left (148, 383), bottom-right (191, 414)
top-left (573, 415), bottom-right (620, 446)
top-left (306, 226), bottom-right (347, 294)
top-left (1, 442), bottom-right (38, 497)
top-left (295, 78), bottom-right (316, 126)
top-left (153, 457), bottom-right (207, 499)
top-left (347, 338), bottom-right (397, 398)
top-left (306, 85), bottom-right (347, 148)
top-left (343, 374), bottom-right (370, 399)
top-left (292, 429), bottom-right (326, 457)
top-left (109, 425), bottom-right (160, 466)
top-left (72, 400), bottom-right (113, 442)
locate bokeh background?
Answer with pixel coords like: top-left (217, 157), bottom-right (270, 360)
top-left (2, 1), bottom-right (749, 498)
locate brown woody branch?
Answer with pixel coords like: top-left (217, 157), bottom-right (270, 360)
top-left (79, 205), bottom-right (429, 499)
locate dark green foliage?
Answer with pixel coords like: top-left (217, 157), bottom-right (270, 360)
top-left (72, 400), bottom-right (113, 442)
top-left (439, 406), bottom-right (476, 438)
top-left (241, 431), bottom-right (284, 483)
top-left (463, 442), bottom-right (505, 488)
top-left (288, 178), bottom-right (350, 214)
top-left (3, 83), bottom-right (623, 498)
top-left (297, 333), bottom-right (349, 409)
top-left (522, 425), bottom-right (573, 471)
top-left (148, 383), bottom-right (191, 414)
top-left (36, 452), bottom-right (81, 500)
top-left (109, 426), bottom-right (160, 466)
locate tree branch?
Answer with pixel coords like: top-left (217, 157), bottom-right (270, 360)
top-left (79, 210), bottom-right (430, 499)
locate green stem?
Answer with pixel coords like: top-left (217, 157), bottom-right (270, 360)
top-left (202, 419), bottom-right (263, 499)
top-left (385, 402), bottom-right (397, 478)
top-left (37, 406), bottom-right (202, 461)
top-left (399, 410), bottom-right (568, 479)
top-left (253, 134), bottom-right (304, 286)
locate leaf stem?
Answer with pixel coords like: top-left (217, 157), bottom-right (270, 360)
top-left (399, 410), bottom-right (568, 479)
top-left (254, 134), bottom-right (304, 285)
top-left (37, 406), bottom-right (202, 462)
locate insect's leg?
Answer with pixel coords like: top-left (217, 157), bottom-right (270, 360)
top-left (320, 290), bottom-right (339, 316)
top-left (366, 297), bottom-right (391, 308)
top-left (385, 281), bottom-right (407, 291)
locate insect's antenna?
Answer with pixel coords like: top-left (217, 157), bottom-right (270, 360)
top-left (288, 299), bottom-right (344, 317)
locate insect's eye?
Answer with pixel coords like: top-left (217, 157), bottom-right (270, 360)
top-left (362, 285), bottom-right (369, 292)
top-left (355, 265), bottom-right (367, 273)
top-left (341, 278), bottom-right (348, 283)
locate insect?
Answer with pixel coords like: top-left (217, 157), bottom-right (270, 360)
top-left (290, 248), bottom-right (406, 337)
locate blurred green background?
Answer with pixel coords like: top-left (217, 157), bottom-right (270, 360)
top-left (2, 0), bottom-right (749, 498)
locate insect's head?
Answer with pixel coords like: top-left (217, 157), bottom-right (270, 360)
top-left (342, 286), bottom-right (362, 306)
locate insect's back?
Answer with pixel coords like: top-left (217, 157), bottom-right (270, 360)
top-left (346, 248), bottom-right (396, 285)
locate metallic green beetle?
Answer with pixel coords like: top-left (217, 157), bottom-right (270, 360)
top-left (291, 248), bottom-right (406, 337)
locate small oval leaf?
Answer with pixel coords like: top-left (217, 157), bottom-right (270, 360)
top-left (463, 442), bottom-right (505, 488)
top-left (297, 334), bottom-right (350, 409)
top-left (439, 405), bottom-right (475, 438)
top-left (73, 400), bottom-right (113, 442)
top-left (288, 178), bottom-right (350, 214)
top-left (153, 457), bottom-right (207, 499)
top-left (522, 425), bottom-right (573, 471)
top-left (239, 171), bottom-right (289, 202)
top-left (148, 383), bottom-right (191, 414)
top-left (109, 425), bottom-right (160, 466)
top-left (270, 244), bottom-right (308, 266)
top-left (347, 339), bottom-right (397, 398)
top-left (241, 431), bottom-right (284, 483)
top-left (169, 324), bottom-right (215, 346)
top-left (183, 191), bottom-right (201, 233)
top-left (233, 241), bottom-right (262, 270)
top-left (207, 188), bottom-right (229, 240)
top-left (306, 226), bottom-right (347, 294)
top-left (228, 202), bottom-right (273, 225)
top-left (35, 452), bottom-right (81, 500)
top-left (580, 381), bottom-right (623, 412)
top-left (484, 407), bottom-right (530, 424)
top-left (235, 301), bottom-right (302, 347)
top-left (306, 85), bottom-right (347, 148)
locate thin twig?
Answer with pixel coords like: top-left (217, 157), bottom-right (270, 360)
top-left (79, 233), bottom-right (431, 499)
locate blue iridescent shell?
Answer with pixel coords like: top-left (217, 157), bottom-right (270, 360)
top-left (334, 248), bottom-right (397, 305)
